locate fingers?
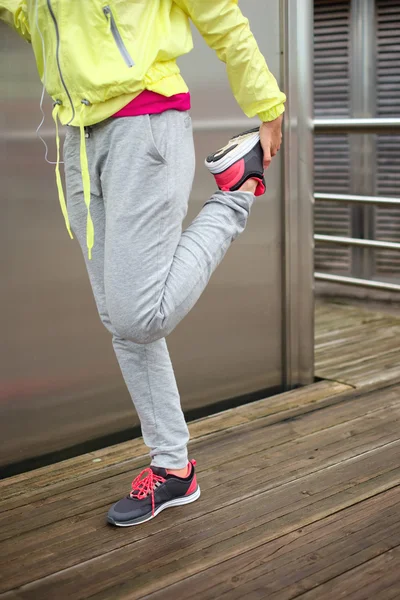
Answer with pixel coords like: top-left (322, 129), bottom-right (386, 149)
top-left (264, 143), bottom-right (282, 168)
top-left (262, 139), bottom-right (272, 169)
top-left (270, 143), bottom-right (281, 158)
top-left (260, 121), bottom-right (282, 170)
top-left (263, 151), bottom-right (272, 170)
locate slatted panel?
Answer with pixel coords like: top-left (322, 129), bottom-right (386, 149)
top-left (375, 0), bottom-right (400, 275)
top-left (314, 0), bottom-right (352, 273)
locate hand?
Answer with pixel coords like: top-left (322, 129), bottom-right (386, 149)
top-left (260, 114), bottom-right (283, 170)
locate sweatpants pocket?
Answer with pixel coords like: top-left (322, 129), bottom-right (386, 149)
top-left (146, 113), bottom-right (168, 165)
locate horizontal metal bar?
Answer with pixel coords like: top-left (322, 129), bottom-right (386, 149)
top-left (0, 129), bottom-right (62, 142)
top-left (315, 272), bottom-right (400, 293)
top-left (314, 118), bottom-right (400, 134)
top-left (0, 119), bottom-right (259, 142)
top-left (6, 117), bottom-right (400, 140)
top-left (314, 192), bottom-right (400, 207)
top-left (315, 234), bottom-right (400, 251)
top-left (192, 118), bottom-right (258, 132)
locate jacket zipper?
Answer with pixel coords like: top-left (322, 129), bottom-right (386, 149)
top-left (46, 0), bottom-right (76, 124)
top-left (103, 6), bottom-right (134, 68)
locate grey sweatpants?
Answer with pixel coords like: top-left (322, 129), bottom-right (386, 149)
top-left (64, 110), bottom-right (254, 469)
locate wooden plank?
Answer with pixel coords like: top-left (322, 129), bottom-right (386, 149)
top-left (0, 384), bottom-right (363, 521)
top-left (142, 487), bottom-right (400, 600)
top-left (0, 383), bottom-right (397, 540)
top-left (0, 408), bottom-right (398, 596)
top-left (1, 299), bottom-right (397, 505)
top-left (1, 299), bottom-right (400, 597)
top-left (316, 331), bottom-right (400, 359)
top-left (1, 398), bottom-right (399, 591)
top-left (315, 303), bottom-right (397, 321)
top-left (315, 313), bottom-right (393, 333)
top-left (319, 361), bottom-right (400, 389)
top-left (293, 546), bottom-right (400, 600)
top-left (3, 448), bottom-right (398, 599)
top-left (314, 299), bottom-right (400, 389)
top-left (316, 339), bottom-right (400, 369)
top-left (315, 320), bottom-right (399, 339)
top-left (315, 323), bottom-right (400, 346)
top-left (213, 510), bottom-right (400, 599)
top-left (0, 380), bottom-right (350, 505)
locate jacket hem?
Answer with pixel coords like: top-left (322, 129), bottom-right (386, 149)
top-left (257, 103), bottom-right (286, 123)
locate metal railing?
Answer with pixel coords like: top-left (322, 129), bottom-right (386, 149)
top-left (315, 192), bottom-right (400, 208)
top-left (315, 234), bottom-right (400, 252)
top-left (315, 273), bottom-right (400, 293)
top-left (313, 117), bottom-right (400, 293)
top-left (314, 117), bottom-right (400, 134)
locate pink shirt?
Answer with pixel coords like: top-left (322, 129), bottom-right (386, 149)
top-left (112, 90), bottom-right (191, 117)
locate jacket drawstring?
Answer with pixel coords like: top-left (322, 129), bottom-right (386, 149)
top-left (52, 103), bottom-right (73, 240)
top-left (79, 101), bottom-right (94, 260)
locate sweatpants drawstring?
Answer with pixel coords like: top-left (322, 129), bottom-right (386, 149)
top-left (79, 102), bottom-right (94, 260)
top-left (52, 103), bottom-right (73, 240)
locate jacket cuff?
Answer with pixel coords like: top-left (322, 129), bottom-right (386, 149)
top-left (257, 103), bottom-right (285, 123)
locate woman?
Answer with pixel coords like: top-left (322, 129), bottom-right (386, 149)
top-left (1, 0), bottom-right (286, 526)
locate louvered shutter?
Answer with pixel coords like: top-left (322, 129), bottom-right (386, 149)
top-left (314, 0), bottom-right (352, 273)
top-left (375, 0), bottom-right (400, 277)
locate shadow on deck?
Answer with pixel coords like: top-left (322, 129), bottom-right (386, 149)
top-left (0, 298), bottom-right (400, 599)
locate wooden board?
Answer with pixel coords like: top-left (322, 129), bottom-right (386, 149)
top-left (315, 300), bottom-right (400, 388)
top-left (0, 381), bottom-right (394, 537)
top-left (2, 299), bottom-right (400, 599)
top-left (143, 487), bottom-right (400, 600)
top-left (1, 382), bottom-right (400, 599)
top-left (0, 380), bottom-right (350, 506)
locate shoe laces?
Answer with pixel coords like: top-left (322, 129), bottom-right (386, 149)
top-left (130, 468), bottom-right (166, 516)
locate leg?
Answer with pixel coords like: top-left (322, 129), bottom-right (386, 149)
top-left (100, 111), bottom-right (254, 345)
top-left (64, 127), bottom-right (189, 468)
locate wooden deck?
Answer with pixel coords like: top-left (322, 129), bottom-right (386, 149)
top-left (1, 299), bottom-right (400, 599)
top-left (315, 298), bottom-right (400, 389)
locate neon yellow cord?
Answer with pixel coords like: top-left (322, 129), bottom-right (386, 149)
top-left (79, 104), bottom-right (94, 260)
top-left (52, 104), bottom-right (73, 240)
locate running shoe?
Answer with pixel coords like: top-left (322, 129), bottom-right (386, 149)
top-left (205, 127), bottom-right (266, 196)
top-left (107, 459), bottom-right (200, 526)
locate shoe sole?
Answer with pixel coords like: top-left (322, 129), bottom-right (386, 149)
top-left (205, 130), bottom-right (260, 175)
top-left (107, 485), bottom-right (201, 527)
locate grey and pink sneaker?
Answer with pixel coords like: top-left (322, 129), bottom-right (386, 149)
top-left (205, 127), bottom-right (266, 196)
top-left (107, 459), bottom-right (200, 526)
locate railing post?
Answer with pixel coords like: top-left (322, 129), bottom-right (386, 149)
top-left (350, 0), bottom-right (377, 279)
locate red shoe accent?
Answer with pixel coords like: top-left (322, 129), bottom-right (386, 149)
top-left (253, 178), bottom-right (266, 196)
top-left (185, 473), bottom-right (198, 496)
top-left (130, 468), bottom-right (166, 516)
top-left (184, 459), bottom-right (198, 496)
top-left (214, 159), bottom-right (245, 191)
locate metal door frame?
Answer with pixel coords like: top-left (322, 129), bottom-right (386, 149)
top-left (191, 2), bottom-right (317, 390)
top-left (281, 0), bottom-right (315, 388)
top-left (190, 1), bottom-right (317, 390)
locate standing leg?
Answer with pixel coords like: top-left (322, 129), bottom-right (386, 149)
top-left (65, 113), bottom-right (257, 527)
top-left (64, 126), bottom-right (189, 469)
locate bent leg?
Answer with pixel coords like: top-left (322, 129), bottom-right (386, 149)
top-left (101, 112), bottom-right (254, 345)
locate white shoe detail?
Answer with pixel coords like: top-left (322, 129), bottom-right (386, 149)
top-left (110, 486), bottom-right (201, 527)
top-left (205, 131), bottom-right (260, 174)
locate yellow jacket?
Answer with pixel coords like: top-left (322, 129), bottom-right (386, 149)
top-left (1, 0), bottom-right (286, 127)
top-left (1, 0), bottom-right (286, 257)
